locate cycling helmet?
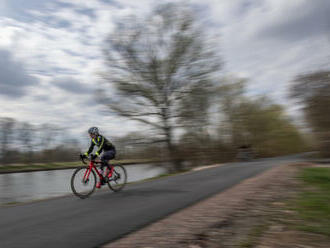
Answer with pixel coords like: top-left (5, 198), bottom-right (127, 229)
top-left (88, 127), bottom-right (99, 135)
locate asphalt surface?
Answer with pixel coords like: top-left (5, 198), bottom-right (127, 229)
top-left (0, 155), bottom-right (304, 248)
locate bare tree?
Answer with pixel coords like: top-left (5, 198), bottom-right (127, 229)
top-left (38, 124), bottom-right (59, 150)
top-left (217, 78), bottom-right (307, 157)
top-left (177, 82), bottom-right (213, 134)
top-left (0, 117), bottom-right (15, 164)
top-left (17, 122), bottom-right (35, 163)
top-left (217, 77), bottom-right (247, 146)
top-left (290, 70), bottom-right (330, 156)
top-left (102, 3), bottom-right (221, 171)
top-left (37, 124), bottom-right (62, 162)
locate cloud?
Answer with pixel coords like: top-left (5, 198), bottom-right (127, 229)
top-left (1, 0), bottom-right (329, 139)
top-left (255, 0), bottom-right (330, 42)
top-left (51, 77), bottom-right (94, 94)
top-left (0, 49), bottom-right (39, 98)
top-left (0, 0), bottom-right (51, 22)
top-left (200, 0), bottom-right (329, 97)
top-left (33, 94), bottom-right (49, 102)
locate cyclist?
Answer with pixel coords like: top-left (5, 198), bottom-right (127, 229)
top-left (82, 127), bottom-right (116, 188)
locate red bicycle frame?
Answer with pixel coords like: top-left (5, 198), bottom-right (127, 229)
top-left (83, 160), bottom-right (115, 182)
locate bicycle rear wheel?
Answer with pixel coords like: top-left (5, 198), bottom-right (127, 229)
top-left (71, 167), bottom-right (96, 199)
top-left (107, 165), bottom-right (127, 192)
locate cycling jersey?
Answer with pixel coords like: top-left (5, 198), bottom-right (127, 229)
top-left (84, 134), bottom-right (115, 157)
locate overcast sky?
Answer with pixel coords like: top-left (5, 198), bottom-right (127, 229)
top-left (0, 0), bottom-right (329, 141)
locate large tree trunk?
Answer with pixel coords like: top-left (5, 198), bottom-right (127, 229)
top-left (164, 122), bottom-right (183, 172)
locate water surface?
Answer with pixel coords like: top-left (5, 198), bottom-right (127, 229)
top-left (0, 163), bottom-right (167, 204)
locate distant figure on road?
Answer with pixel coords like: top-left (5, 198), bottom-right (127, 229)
top-left (236, 144), bottom-right (254, 161)
top-left (82, 127), bottom-right (116, 188)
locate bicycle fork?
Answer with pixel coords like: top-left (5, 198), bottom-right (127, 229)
top-left (83, 168), bottom-right (91, 184)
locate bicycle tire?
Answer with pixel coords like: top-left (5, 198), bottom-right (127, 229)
top-left (71, 166), bottom-right (96, 199)
top-left (107, 165), bottom-right (127, 192)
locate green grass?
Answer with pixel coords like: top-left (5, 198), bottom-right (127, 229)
top-left (3, 201), bottom-right (20, 205)
top-left (293, 167), bottom-right (330, 236)
top-left (238, 223), bottom-right (268, 248)
top-left (0, 162), bottom-right (80, 173)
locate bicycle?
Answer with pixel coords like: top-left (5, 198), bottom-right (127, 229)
top-left (71, 154), bottom-right (127, 199)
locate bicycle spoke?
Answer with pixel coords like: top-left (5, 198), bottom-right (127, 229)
top-left (71, 167), bottom-right (96, 198)
top-left (107, 165), bottom-right (127, 192)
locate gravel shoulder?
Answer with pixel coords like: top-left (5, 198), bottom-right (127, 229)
top-left (103, 162), bottom-right (330, 248)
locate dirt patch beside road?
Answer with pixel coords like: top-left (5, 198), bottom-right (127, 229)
top-left (103, 162), bottom-right (330, 248)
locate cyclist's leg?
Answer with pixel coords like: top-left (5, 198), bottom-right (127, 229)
top-left (101, 149), bottom-right (116, 175)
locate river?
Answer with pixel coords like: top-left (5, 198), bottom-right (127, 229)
top-left (0, 163), bottom-right (168, 205)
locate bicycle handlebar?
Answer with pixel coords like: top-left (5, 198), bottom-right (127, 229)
top-left (79, 154), bottom-right (101, 165)
top-left (80, 154), bottom-right (88, 164)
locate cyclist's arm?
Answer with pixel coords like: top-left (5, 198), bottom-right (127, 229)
top-left (84, 141), bottom-right (95, 156)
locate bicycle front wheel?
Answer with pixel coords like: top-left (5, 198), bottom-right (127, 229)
top-left (71, 167), bottom-right (96, 199)
top-left (107, 165), bottom-right (127, 192)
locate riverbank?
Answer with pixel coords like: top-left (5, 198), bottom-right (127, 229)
top-left (0, 152), bottom-right (315, 174)
top-left (0, 158), bottom-right (166, 174)
top-left (103, 162), bottom-right (330, 248)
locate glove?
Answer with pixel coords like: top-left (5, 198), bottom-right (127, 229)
top-left (80, 154), bottom-right (87, 159)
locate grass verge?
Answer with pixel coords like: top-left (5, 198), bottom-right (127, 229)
top-left (238, 223), bottom-right (268, 248)
top-left (293, 167), bottom-right (330, 236)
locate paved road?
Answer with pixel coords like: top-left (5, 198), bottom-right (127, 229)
top-left (0, 155), bottom-right (304, 248)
